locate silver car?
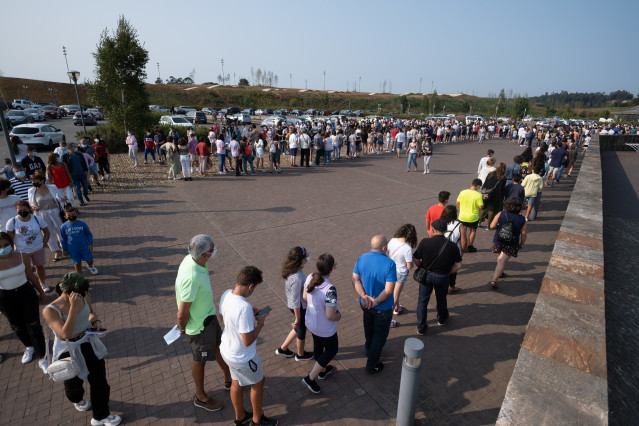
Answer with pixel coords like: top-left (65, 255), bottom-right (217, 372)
top-left (9, 124), bottom-right (65, 149)
top-left (24, 108), bottom-right (46, 122)
top-left (5, 110), bottom-right (34, 126)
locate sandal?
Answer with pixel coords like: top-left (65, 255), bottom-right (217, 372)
top-left (490, 281), bottom-right (498, 289)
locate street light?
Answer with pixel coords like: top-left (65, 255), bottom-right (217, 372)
top-left (323, 70), bottom-right (326, 91)
top-left (22, 85), bottom-right (29, 100)
top-left (63, 46), bottom-right (71, 84)
top-left (48, 88), bottom-right (54, 103)
top-left (220, 59), bottom-right (225, 85)
top-left (67, 70), bottom-right (87, 137)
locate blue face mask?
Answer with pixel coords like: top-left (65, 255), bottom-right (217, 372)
top-left (0, 246), bottom-right (12, 256)
top-left (15, 171), bottom-right (26, 178)
top-left (74, 148), bottom-right (79, 152)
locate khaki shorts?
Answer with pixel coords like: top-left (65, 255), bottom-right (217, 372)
top-left (223, 355), bottom-right (264, 387)
top-left (189, 315), bottom-right (222, 362)
top-left (27, 248), bottom-right (47, 267)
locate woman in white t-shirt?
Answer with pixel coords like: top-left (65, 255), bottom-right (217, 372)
top-left (387, 224), bottom-right (417, 327)
top-left (6, 199), bottom-right (51, 293)
top-left (255, 138), bottom-right (265, 172)
top-left (441, 205), bottom-right (462, 292)
top-left (0, 178), bottom-right (21, 232)
top-left (302, 254), bottom-right (340, 394)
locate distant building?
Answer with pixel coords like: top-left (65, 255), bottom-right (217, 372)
top-left (613, 106), bottom-right (639, 122)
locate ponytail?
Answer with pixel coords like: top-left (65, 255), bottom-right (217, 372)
top-left (306, 253), bottom-right (335, 293)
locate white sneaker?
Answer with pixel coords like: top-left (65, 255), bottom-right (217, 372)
top-left (38, 358), bottom-right (49, 373)
top-left (100, 176), bottom-right (105, 181)
top-left (106, 174), bottom-right (110, 179)
top-left (89, 266), bottom-right (99, 275)
top-left (22, 347), bottom-right (35, 364)
top-left (91, 414), bottom-right (122, 426)
top-left (74, 399), bottom-right (91, 412)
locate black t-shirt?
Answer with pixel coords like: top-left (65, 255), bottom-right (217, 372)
top-left (413, 235), bottom-right (462, 275)
top-left (20, 156), bottom-right (46, 178)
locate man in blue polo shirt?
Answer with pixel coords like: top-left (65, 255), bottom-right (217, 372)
top-left (352, 235), bottom-right (397, 374)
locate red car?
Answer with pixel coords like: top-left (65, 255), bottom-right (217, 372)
top-left (41, 106), bottom-right (60, 119)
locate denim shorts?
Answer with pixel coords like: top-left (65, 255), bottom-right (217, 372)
top-left (396, 272), bottom-right (408, 283)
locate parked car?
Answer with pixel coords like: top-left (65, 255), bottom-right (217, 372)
top-left (186, 110), bottom-right (207, 124)
top-left (304, 109), bottom-right (317, 116)
top-left (289, 110), bottom-right (302, 116)
top-left (87, 108), bottom-right (104, 120)
top-left (5, 110), bottom-right (34, 126)
top-left (178, 106), bottom-right (196, 114)
top-left (41, 105), bottom-right (61, 119)
top-left (24, 108), bottom-right (46, 122)
top-left (233, 113), bottom-right (252, 124)
top-left (273, 109), bottom-right (287, 116)
top-left (65, 105), bottom-right (82, 115)
top-left (255, 109), bottom-right (265, 115)
top-left (220, 107), bottom-right (240, 115)
top-left (202, 107), bottom-right (218, 115)
top-left (261, 115), bottom-right (285, 127)
top-left (0, 100), bottom-right (13, 110)
top-left (9, 123), bottom-right (65, 149)
top-left (149, 105), bottom-right (170, 112)
top-left (73, 112), bottom-right (97, 126)
top-left (263, 108), bottom-right (273, 115)
top-left (35, 102), bottom-right (52, 107)
top-left (353, 110), bottom-right (364, 117)
top-left (12, 99), bottom-right (34, 110)
top-left (241, 108), bottom-right (256, 116)
top-left (159, 115), bottom-right (194, 128)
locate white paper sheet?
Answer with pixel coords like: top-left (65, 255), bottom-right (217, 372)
top-left (164, 325), bottom-right (181, 345)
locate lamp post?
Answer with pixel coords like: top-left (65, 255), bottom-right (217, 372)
top-left (67, 70), bottom-right (87, 137)
top-left (63, 46), bottom-right (71, 84)
top-left (48, 88), bottom-right (54, 103)
top-left (157, 62), bottom-right (161, 82)
top-left (220, 59), bottom-right (225, 85)
top-left (22, 85), bottom-right (29, 100)
top-left (323, 70), bottom-right (326, 91)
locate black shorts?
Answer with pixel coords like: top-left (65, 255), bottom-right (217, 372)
top-left (460, 220), bottom-right (479, 229)
top-left (290, 308), bottom-right (307, 341)
top-left (189, 315), bottom-right (222, 362)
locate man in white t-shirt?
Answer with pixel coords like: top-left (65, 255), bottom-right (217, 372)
top-left (288, 132), bottom-right (298, 167)
top-left (395, 130), bottom-right (406, 158)
top-left (219, 266), bottom-right (278, 426)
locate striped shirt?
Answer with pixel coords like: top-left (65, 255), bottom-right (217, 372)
top-left (10, 178), bottom-right (32, 201)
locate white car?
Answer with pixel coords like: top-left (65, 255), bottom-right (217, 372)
top-left (261, 115), bottom-right (284, 127)
top-left (9, 124), bottom-right (65, 148)
top-left (159, 115), bottom-right (194, 128)
top-left (149, 105), bottom-right (170, 112)
top-left (233, 113), bottom-right (252, 124)
top-left (12, 99), bottom-right (34, 110)
top-left (24, 108), bottom-right (46, 122)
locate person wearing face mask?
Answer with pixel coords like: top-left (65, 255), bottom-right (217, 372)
top-left (66, 143), bottom-right (90, 206)
top-left (79, 138), bottom-right (101, 189)
top-left (351, 235), bottom-right (397, 374)
top-left (6, 199), bottom-right (51, 293)
top-left (47, 152), bottom-right (76, 207)
top-left (275, 246), bottom-right (314, 361)
top-left (0, 231), bottom-right (48, 372)
top-left (20, 145), bottom-right (46, 179)
top-left (28, 170), bottom-right (65, 262)
top-left (42, 272), bottom-right (122, 426)
top-left (9, 164), bottom-right (33, 201)
top-left (175, 234), bottom-right (231, 412)
top-left (92, 135), bottom-right (111, 181)
top-left (125, 130), bottom-right (138, 167)
top-left (60, 206), bottom-right (98, 275)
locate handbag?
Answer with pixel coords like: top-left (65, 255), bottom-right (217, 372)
top-left (45, 330), bottom-right (80, 382)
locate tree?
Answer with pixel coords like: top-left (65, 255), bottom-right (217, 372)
top-left (513, 96), bottom-right (529, 119)
top-left (238, 78), bottom-right (250, 86)
top-left (88, 16), bottom-right (152, 141)
top-left (155, 77), bottom-right (163, 84)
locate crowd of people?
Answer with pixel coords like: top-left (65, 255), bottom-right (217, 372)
top-left (0, 110), bottom-right (615, 425)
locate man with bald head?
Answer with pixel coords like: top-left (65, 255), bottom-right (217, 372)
top-left (352, 235), bottom-right (397, 374)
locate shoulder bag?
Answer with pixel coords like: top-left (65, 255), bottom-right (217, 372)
top-left (413, 236), bottom-right (451, 284)
top-left (44, 307), bottom-right (81, 382)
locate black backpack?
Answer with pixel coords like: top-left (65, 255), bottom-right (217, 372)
top-left (497, 213), bottom-right (514, 244)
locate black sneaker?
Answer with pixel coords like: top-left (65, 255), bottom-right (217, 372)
top-left (274, 348), bottom-right (294, 358)
top-left (366, 362), bottom-right (384, 374)
top-left (234, 410), bottom-right (253, 426)
top-left (438, 316), bottom-right (449, 326)
top-left (318, 365), bottom-right (335, 381)
top-left (466, 245), bottom-right (477, 253)
top-left (84, 195), bottom-right (91, 202)
top-left (302, 376), bottom-right (321, 394)
top-left (251, 414), bottom-right (278, 426)
top-left (295, 351), bottom-right (314, 362)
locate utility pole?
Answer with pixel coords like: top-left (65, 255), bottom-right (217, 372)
top-left (233, 72), bottom-right (236, 85)
top-left (220, 59), bottom-right (225, 85)
top-left (323, 71), bottom-right (325, 91)
top-left (419, 77), bottom-right (422, 93)
top-left (157, 62), bottom-right (161, 81)
top-left (63, 46), bottom-right (71, 83)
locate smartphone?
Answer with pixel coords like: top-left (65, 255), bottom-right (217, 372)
top-left (256, 306), bottom-right (272, 317)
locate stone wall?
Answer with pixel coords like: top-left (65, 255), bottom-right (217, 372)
top-left (599, 134), bottom-right (639, 151)
top-left (496, 136), bottom-right (608, 425)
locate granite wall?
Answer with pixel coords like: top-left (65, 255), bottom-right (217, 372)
top-left (496, 136), bottom-right (608, 425)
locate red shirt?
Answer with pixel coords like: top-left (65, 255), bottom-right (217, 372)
top-left (425, 205), bottom-right (446, 231)
top-left (195, 142), bottom-right (210, 156)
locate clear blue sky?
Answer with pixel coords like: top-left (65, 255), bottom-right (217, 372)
top-left (2, 0), bottom-right (638, 97)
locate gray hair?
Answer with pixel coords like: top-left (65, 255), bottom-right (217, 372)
top-left (188, 234), bottom-right (213, 258)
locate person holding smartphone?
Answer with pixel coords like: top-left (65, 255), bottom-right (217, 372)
top-left (42, 272), bottom-right (122, 426)
top-left (219, 266), bottom-right (278, 426)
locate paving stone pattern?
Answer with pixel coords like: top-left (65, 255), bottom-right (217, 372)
top-left (0, 138), bottom-right (578, 425)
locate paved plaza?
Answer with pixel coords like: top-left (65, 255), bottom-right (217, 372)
top-left (0, 138), bottom-right (578, 425)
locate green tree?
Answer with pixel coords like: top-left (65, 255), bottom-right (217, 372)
top-left (238, 78), bottom-right (250, 86)
top-left (513, 96), bottom-right (529, 119)
top-left (88, 16), bottom-right (152, 144)
top-left (603, 110), bottom-right (610, 119)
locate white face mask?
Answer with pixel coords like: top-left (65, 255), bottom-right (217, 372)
top-left (306, 256), bottom-right (310, 262)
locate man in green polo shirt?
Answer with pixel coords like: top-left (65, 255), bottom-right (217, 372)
top-left (176, 234), bottom-right (231, 412)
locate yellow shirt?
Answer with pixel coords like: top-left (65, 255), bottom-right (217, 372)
top-left (457, 189), bottom-right (483, 222)
top-left (522, 173), bottom-right (544, 197)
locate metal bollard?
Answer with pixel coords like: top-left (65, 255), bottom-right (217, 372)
top-left (396, 338), bottom-right (425, 426)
